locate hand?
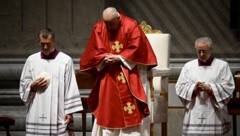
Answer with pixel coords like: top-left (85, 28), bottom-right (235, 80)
top-left (103, 54), bottom-right (120, 65)
top-left (195, 82), bottom-right (202, 92)
top-left (195, 82), bottom-right (211, 93)
top-left (30, 77), bottom-right (49, 92)
top-left (64, 114), bottom-right (73, 124)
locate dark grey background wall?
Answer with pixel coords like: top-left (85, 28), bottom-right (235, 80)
top-left (0, 0), bottom-right (240, 58)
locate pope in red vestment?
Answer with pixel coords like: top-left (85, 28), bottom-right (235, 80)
top-left (80, 10), bottom-right (157, 129)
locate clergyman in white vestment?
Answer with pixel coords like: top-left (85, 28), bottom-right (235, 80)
top-left (19, 28), bottom-right (83, 136)
top-left (175, 37), bottom-right (235, 136)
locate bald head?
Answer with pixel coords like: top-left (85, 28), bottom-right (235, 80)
top-left (102, 7), bottom-right (120, 31)
top-left (102, 7), bottom-right (119, 22)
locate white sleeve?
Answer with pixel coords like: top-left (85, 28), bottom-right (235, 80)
top-left (175, 65), bottom-right (195, 109)
top-left (64, 59), bottom-right (83, 114)
top-left (19, 58), bottom-right (35, 106)
top-left (119, 55), bottom-right (136, 70)
top-left (210, 63), bottom-right (235, 108)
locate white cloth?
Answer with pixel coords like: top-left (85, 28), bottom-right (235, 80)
top-left (91, 117), bottom-right (150, 136)
top-left (92, 57), bottom-right (151, 136)
top-left (175, 58), bottom-right (235, 135)
top-left (19, 52), bottom-right (83, 136)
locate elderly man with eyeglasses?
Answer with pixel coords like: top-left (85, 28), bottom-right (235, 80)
top-left (175, 37), bottom-right (235, 136)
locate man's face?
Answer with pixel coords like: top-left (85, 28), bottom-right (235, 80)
top-left (196, 42), bottom-right (212, 62)
top-left (39, 35), bottom-right (55, 55)
top-left (104, 17), bottom-right (119, 32)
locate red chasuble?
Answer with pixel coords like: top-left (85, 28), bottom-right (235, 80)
top-left (80, 13), bottom-right (157, 129)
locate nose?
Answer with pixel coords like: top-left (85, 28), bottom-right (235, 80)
top-left (43, 44), bottom-right (48, 50)
top-left (200, 52), bottom-right (205, 56)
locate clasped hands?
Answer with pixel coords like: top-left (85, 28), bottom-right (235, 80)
top-left (103, 54), bottom-right (120, 66)
top-left (195, 82), bottom-right (211, 93)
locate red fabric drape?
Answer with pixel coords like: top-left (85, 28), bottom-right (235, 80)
top-left (80, 13), bottom-right (157, 128)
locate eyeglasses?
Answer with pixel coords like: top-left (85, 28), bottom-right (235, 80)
top-left (40, 43), bottom-right (51, 47)
top-left (196, 50), bottom-right (209, 54)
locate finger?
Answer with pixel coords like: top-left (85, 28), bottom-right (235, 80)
top-left (64, 115), bottom-right (71, 123)
top-left (37, 77), bottom-right (45, 81)
top-left (65, 119), bottom-right (69, 124)
top-left (38, 80), bottom-right (47, 87)
top-left (108, 57), bottom-right (114, 61)
top-left (196, 82), bottom-right (201, 86)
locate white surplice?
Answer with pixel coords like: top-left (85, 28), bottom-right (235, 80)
top-left (19, 52), bottom-right (83, 136)
top-left (175, 58), bottom-right (235, 136)
top-left (92, 56), bottom-right (151, 136)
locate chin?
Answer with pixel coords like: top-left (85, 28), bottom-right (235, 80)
top-left (43, 52), bottom-right (50, 55)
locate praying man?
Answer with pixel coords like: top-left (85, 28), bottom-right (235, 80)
top-left (175, 37), bottom-right (235, 135)
top-left (80, 7), bottom-right (157, 136)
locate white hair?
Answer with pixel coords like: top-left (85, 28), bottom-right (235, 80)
top-left (195, 37), bottom-right (212, 48)
top-left (102, 7), bottom-right (119, 21)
